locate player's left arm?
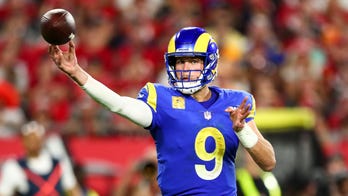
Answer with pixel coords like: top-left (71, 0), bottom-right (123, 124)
top-left (243, 120), bottom-right (276, 171)
top-left (225, 97), bottom-right (276, 171)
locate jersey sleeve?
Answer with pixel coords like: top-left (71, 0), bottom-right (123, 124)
top-left (137, 82), bottom-right (159, 130)
top-left (245, 94), bottom-right (256, 123)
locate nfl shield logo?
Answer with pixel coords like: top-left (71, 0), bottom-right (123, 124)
top-left (204, 111), bottom-right (212, 120)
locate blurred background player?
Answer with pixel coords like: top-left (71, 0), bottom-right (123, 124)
top-left (114, 147), bottom-right (160, 196)
top-left (114, 159), bottom-right (160, 196)
top-left (48, 26), bottom-right (276, 195)
top-left (236, 149), bottom-right (281, 196)
top-left (73, 163), bottom-right (100, 196)
top-left (0, 121), bottom-right (80, 196)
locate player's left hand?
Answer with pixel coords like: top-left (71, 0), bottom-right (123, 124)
top-left (225, 97), bottom-right (251, 132)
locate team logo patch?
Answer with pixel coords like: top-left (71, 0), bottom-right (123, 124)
top-left (172, 96), bottom-right (185, 109)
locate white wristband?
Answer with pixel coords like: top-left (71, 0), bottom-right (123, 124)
top-left (236, 124), bottom-right (258, 148)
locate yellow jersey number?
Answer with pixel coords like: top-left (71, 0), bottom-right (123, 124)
top-left (194, 127), bottom-right (226, 180)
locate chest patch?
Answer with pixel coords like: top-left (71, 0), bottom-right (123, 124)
top-left (172, 96), bottom-right (185, 109)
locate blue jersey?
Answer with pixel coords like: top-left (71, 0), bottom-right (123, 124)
top-left (137, 83), bottom-right (255, 196)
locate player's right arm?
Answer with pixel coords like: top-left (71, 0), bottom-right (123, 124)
top-left (48, 41), bottom-right (153, 128)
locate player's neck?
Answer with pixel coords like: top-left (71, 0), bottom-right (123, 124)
top-left (191, 86), bottom-right (211, 102)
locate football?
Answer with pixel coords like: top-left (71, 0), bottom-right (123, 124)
top-left (40, 9), bottom-right (76, 45)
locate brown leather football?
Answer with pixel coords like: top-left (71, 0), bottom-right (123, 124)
top-left (40, 9), bottom-right (76, 45)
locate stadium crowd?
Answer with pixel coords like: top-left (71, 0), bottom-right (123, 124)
top-left (0, 0), bottom-right (348, 195)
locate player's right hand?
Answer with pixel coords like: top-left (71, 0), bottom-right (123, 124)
top-left (48, 40), bottom-right (78, 76)
top-left (48, 41), bottom-right (88, 85)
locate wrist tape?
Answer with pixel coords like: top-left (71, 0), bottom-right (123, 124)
top-left (236, 124), bottom-right (258, 148)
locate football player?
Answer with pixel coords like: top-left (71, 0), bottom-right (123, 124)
top-left (49, 27), bottom-right (276, 195)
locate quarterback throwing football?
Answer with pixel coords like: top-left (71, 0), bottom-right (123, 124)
top-left (49, 27), bottom-right (276, 195)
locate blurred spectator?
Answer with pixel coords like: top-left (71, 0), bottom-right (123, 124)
top-left (326, 61), bottom-right (348, 130)
top-left (287, 173), bottom-right (318, 196)
top-left (335, 171), bottom-right (348, 196)
top-left (243, 13), bottom-right (285, 75)
top-left (114, 148), bottom-right (160, 196)
top-left (115, 0), bottom-right (163, 20)
top-left (205, 2), bottom-right (248, 62)
top-left (0, 79), bottom-right (26, 137)
top-left (114, 159), bottom-right (160, 196)
top-left (0, 38), bottom-right (29, 95)
top-left (251, 74), bottom-right (284, 108)
top-left (74, 163), bottom-right (100, 196)
top-left (213, 57), bottom-right (250, 91)
top-left (313, 153), bottom-right (348, 196)
top-left (27, 54), bottom-right (73, 132)
top-left (280, 36), bottom-right (326, 108)
top-left (0, 121), bottom-right (80, 195)
top-left (155, 0), bottom-right (203, 34)
top-left (64, 95), bottom-right (115, 136)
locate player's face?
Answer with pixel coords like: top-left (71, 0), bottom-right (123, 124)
top-left (175, 57), bottom-right (204, 81)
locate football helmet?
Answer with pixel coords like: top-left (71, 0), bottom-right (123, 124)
top-left (165, 27), bottom-right (219, 94)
